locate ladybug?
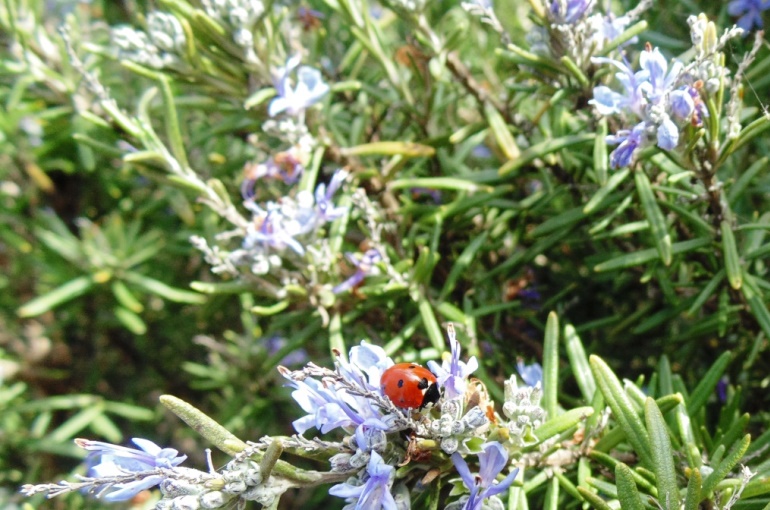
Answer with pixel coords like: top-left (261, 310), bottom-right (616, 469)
top-left (381, 362), bottom-right (440, 409)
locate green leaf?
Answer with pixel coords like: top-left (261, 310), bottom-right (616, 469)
top-left (721, 221), bottom-right (743, 290)
top-left (485, 102), bottom-right (520, 160)
top-left (576, 486), bottom-right (613, 510)
top-left (114, 306), bottom-right (147, 335)
top-left (123, 271), bottom-right (206, 304)
top-left (47, 405), bottom-right (105, 442)
top-left (589, 451), bottom-right (657, 495)
top-left (687, 351), bottom-right (731, 415)
top-left (590, 355), bottom-right (652, 466)
top-left (683, 468), bottom-right (702, 510)
top-left (594, 237), bottom-right (711, 272)
top-left (593, 118), bottom-right (609, 186)
top-left (17, 275), bottom-right (98, 317)
top-left (160, 395), bottom-right (246, 455)
top-left (615, 463), bottom-right (645, 510)
top-left (535, 406), bottom-right (594, 441)
top-left (564, 324), bottom-right (596, 401)
top-left (340, 141), bottom-right (435, 158)
top-left (544, 477), bottom-right (559, 510)
top-left (701, 434), bottom-right (750, 496)
top-left (635, 171), bottom-right (672, 265)
top-left (440, 232), bottom-right (489, 299)
top-left (499, 133), bottom-right (594, 176)
top-left (542, 312), bottom-right (559, 418)
top-left (645, 398), bottom-right (680, 510)
top-left (585, 167), bottom-right (629, 214)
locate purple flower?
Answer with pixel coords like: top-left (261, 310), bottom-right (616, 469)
top-left (333, 248), bottom-right (383, 294)
top-left (451, 442), bottom-right (519, 510)
top-left (76, 438), bottom-right (186, 502)
top-left (638, 48), bottom-right (683, 104)
top-left (329, 451), bottom-right (398, 510)
top-left (549, 0), bottom-right (595, 24)
top-left (268, 55), bottom-right (330, 117)
top-left (516, 359), bottom-right (543, 388)
top-left (283, 341), bottom-right (397, 435)
top-left (314, 170), bottom-right (348, 222)
top-left (427, 325), bottom-right (478, 400)
top-left (589, 57), bottom-right (647, 118)
top-left (728, 0), bottom-right (770, 32)
top-left (607, 121), bottom-right (647, 168)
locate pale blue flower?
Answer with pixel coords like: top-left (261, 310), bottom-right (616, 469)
top-left (427, 326), bottom-right (478, 400)
top-left (268, 55), bottom-right (330, 117)
top-left (315, 170), bottom-right (348, 222)
top-left (728, 0), bottom-right (770, 31)
top-left (550, 0), bottom-right (595, 24)
top-left (451, 442), bottom-right (519, 510)
top-left (329, 451), bottom-right (398, 510)
top-left (607, 121), bottom-right (647, 168)
top-left (77, 438), bottom-right (186, 502)
top-left (286, 376), bottom-right (355, 434)
top-left (516, 360), bottom-right (543, 388)
top-left (333, 248), bottom-right (383, 294)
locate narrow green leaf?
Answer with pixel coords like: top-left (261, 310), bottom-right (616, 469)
top-left (329, 312), bottom-right (346, 361)
top-left (721, 221), bottom-right (743, 289)
top-left (593, 118), bottom-right (609, 186)
top-left (701, 434), bottom-right (751, 496)
top-left (564, 325), bottom-right (596, 401)
top-left (244, 87), bottom-right (277, 110)
top-left (123, 271), bottom-right (206, 304)
top-left (542, 312), bottom-right (559, 418)
top-left (590, 355), bottom-right (652, 466)
top-left (534, 406), bottom-right (594, 441)
top-left (616, 463), bottom-right (645, 510)
top-left (646, 398), bottom-right (680, 510)
top-left (48, 405), bottom-right (105, 442)
top-left (251, 301), bottom-right (290, 316)
top-left (530, 206), bottom-right (587, 237)
top-left (635, 171), bottom-right (672, 265)
top-left (589, 451), bottom-right (657, 495)
top-left (576, 487), bottom-right (613, 510)
top-left (340, 141), bottom-right (435, 158)
top-left (485, 102), bottom-right (520, 160)
top-left (90, 414), bottom-right (123, 443)
top-left (440, 232), bottom-right (489, 299)
top-left (499, 133), bottom-right (594, 176)
top-left (190, 281), bottom-right (254, 294)
top-left (17, 275), bottom-right (98, 317)
top-left (554, 471), bottom-right (582, 501)
top-left (111, 281), bottom-right (144, 313)
top-left (687, 351), bottom-right (731, 415)
top-left (160, 395), bottom-right (246, 455)
top-left (114, 306), bottom-right (147, 335)
top-left (686, 270), bottom-right (725, 317)
top-left (417, 296), bottom-right (445, 353)
top-left (683, 469), bottom-right (702, 510)
top-left (388, 177), bottom-right (490, 193)
top-left (594, 237), bottom-right (711, 272)
top-left (544, 477), bottom-right (559, 510)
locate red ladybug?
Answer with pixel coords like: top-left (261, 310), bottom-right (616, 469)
top-left (381, 362), bottom-right (440, 409)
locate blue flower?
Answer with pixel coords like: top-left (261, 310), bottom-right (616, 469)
top-left (427, 325), bottom-right (478, 401)
top-left (268, 55), bottom-right (330, 117)
top-left (76, 438), bottom-right (186, 502)
top-left (333, 248), bottom-right (383, 294)
top-left (283, 341), bottom-right (397, 435)
top-left (549, 0), bottom-right (595, 24)
top-left (516, 359), bottom-right (543, 388)
top-left (314, 170), bottom-right (349, 222)
top-left (329, 451), bottom-right (398, 510)
top-left (589, 57), bottom-right (647, 117)
top-left (606, 121), bottom-right (647, 168)
top-left (451, 442), bottom-right (519, 510)
top-left (728, 0), bottom-right (770, 32)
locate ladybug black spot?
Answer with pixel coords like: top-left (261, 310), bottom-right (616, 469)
top-left (417, 377), bottom-right (429, 390)
top-left (397, 379), bottom-right (404, 388)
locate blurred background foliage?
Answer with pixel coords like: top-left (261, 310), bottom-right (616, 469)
top-left (1, 0), bottom-right (769, 508)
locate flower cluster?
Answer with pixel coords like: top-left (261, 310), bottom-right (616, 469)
top-left (527, 0), bottom-right (645, 68)
top-left (111, 12), bottom-right (185, 70)
top-left (590, 44), bottom-right (705, 168)
top-left (202, 0), bottom-right (265, 53)
top-left (21, 325), bottom-right (549, 509)
top-left (278, 327), bottom-right (543, 508)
